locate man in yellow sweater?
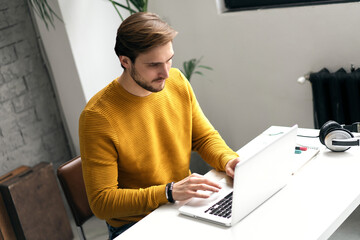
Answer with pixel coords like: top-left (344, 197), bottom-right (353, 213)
top-left (79, 12), bottom-right (240, 239)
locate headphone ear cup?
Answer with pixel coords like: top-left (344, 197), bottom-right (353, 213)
top-left (324, 129), bottom-right (353, 152)
top-left (319, 120), bottom-right (354, 152)
top-left (319, 120), bottom-right (342, 145)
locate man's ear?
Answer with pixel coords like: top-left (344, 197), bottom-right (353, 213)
top-left (119, 56), bottom-right (132, 69)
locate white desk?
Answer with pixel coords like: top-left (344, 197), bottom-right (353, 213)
top-left (116, 127), bottom-right (360, 240)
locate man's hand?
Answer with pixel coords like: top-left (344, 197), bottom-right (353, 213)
top-left (225, 157), bottom-right (241, 178)
top-left (172, 173), bottom-right (222, 201)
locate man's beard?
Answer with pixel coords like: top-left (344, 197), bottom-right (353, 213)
top-left (130, 66), bottom-right (166, 93)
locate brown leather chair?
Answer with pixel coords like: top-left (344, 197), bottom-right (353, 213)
top-left (57, 156), bottom-right (93, 240)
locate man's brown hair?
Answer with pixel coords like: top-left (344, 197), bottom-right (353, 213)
top-left (114, 12), bottom-right (178, 65)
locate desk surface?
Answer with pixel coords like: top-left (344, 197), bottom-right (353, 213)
top-left (116, 127), bottom-right (360, 240)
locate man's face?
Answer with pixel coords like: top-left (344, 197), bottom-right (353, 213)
top-left (129, 41), bottom-right (174, 93)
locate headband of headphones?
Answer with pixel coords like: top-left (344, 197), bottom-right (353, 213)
top-left (342, 122), bottom-right (360, 133)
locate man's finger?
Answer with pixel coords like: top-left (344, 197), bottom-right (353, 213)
top-left (188, 175), bottom-right (222, 189)
top-left (190, 183), bottom-right (221, 193)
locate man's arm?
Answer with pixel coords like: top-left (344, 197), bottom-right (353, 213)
top-left (168, 72), bottom-right (241, 201)
top-left (171, 157), bottom-right (240, 202)
top-left (181, 73), bottom-right (239, 172)
top-left (79, 110), bottom-right (168, 220)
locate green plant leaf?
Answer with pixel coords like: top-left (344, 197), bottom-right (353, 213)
top-left (110, 1), bottom-right (138, 14)
top-left (181, 57), bottom-right (213, 81)
top-left (28, 0), bottom-right (62, 30)
top-left (109, 0), bottom-right (148, 17)
top-left (198, 65), bottom-right (213, 70)
top-left (129, 0), bottom-right (144, 12)
top-left (110, 1), bottom-right (124, 21)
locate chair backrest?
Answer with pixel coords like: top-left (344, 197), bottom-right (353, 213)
top-left (57, 156), bottom-right (93, 228)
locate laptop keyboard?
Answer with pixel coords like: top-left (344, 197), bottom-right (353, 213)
top-left (204, 192), bottom-right (233, 219)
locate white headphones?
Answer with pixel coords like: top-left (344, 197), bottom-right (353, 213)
top-left (319, 120), bottom-right (360, 152)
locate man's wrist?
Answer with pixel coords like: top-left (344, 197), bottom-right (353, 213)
top-left (165, 182), bottom-right (175, 203)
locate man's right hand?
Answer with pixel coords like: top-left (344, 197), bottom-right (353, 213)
top-left (171, 173), bottom-right (222, 201)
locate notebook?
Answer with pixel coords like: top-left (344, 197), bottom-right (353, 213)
top-left (179, 124), bottom-right (298, 227)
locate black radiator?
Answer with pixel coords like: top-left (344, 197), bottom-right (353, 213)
top-left (309, 68), bottom-right (360, 129)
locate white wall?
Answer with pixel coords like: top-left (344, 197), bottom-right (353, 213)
top-left (33, 0), bottom-right (360, 155)
top-left (57, 0), bottom-right (125, 101)
top-left (31, 0), bottom-right (85, 155)
top-left (149, 0), bottom-right (360, 149)
top-left (32, 0), bottom-right (128, 154)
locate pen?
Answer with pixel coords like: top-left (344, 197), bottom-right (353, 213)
top-left (295, 146), bottom-right (307, 151)
top-left (295, 150), bottom-right (302, 154)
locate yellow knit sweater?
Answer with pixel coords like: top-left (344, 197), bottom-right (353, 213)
top-left (79, 68), bottom-right (239, 227)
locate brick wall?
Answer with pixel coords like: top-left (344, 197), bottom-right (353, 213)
top-left (0, 0), bottom-right (72, 175)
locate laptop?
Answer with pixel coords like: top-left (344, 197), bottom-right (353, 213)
top-left (179, 124), bottom-right (298, 227)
